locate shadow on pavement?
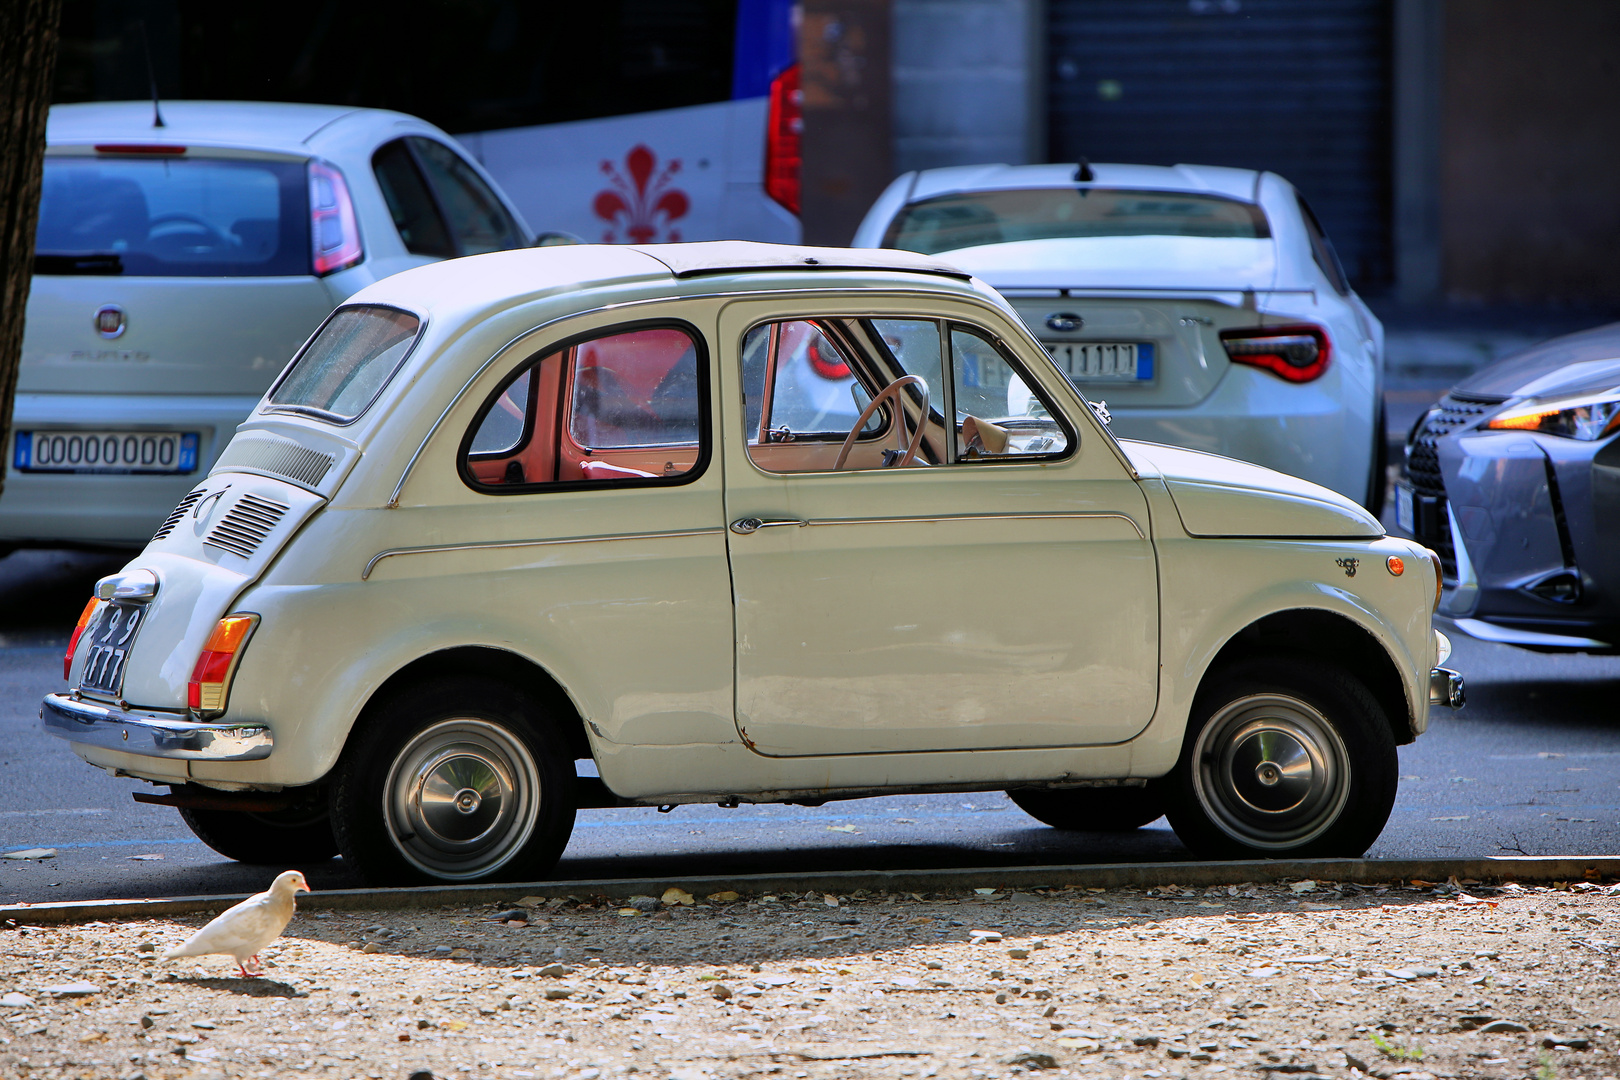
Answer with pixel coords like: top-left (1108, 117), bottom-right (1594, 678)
top-left (0, 548), bottom-right (129, 644)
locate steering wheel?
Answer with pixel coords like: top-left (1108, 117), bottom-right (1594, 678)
top-left (147, 213), bottom-right (229, 246)
top-left (833, 374), bottom-right (929, 470)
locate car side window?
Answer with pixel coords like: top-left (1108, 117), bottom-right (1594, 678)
top-left (373, 138), bottom-right (525, 258)
top-left (950, 325), bottom-right (1070, 460)
top-left (463, 323), bottom-right (707, 491)
top-left (1297, 194), bottom-right (1350, 296)
top-left (372, 140), bottom-right (454, 258)
top-left (408, 138), bottom-right (525, 255)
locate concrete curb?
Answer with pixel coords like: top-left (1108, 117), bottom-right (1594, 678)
top-left (3, 855), bottom-right (1616, 926)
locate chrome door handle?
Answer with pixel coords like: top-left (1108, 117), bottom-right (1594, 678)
top-left (729, 517), bottom-right (808, 535)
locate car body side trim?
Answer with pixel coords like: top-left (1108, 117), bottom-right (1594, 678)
top-left (40, 693), bottom-right (273, 761)
top-left (362, 527), bottom-right (727, 580)
top-left (792, 511), bottom-right (1147, 539)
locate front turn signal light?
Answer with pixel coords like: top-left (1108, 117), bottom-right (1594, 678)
top-left (64, 597), bottom-right (101, 680)
top-left (188, 614), bottom-right (259, 716)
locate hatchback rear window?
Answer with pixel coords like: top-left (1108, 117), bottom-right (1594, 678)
top-left (269, 306), bottom-right (422, 423)
top-left (34, 156), bottom-right (310, 276)
top-left (883, 188), bottom-right (1270, 255)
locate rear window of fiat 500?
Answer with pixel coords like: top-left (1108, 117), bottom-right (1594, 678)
top-left (34, 156), bottom-right (310, 276)
top-left (884, 188), bottom-right (1271, 254)
top-left (269, 306), bottom-right (422, 422)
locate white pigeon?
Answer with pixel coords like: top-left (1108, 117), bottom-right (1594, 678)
top-left (162, 869), bottom-right (310, 977)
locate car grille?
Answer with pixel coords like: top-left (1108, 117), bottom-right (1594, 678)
top-left (1404, 391), bottom-right (1504, 575)
top-left (203, 493), bottom-right (290, 559)
top-left (151, 489), bottom-right (205, 543)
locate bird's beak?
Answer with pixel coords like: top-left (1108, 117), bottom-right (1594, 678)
top-left (298, 881), bottom-right (311, 893)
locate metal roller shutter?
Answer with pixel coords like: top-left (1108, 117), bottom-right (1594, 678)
top-left (1047, 0), bottom-right (1391, 288)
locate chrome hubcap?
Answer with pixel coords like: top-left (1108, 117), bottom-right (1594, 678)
top-left (383, 718), bottom-right (539, 880)
top-left (1193, 693), bottom-right (1349, 850)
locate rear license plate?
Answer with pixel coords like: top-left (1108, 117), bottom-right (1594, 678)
top-left (14, 430), bottom-right (199, 474)
top-left (1395, 483), bottom-right (1415, 533)
top-left (78, 601), bottom-right (148, 696)
top-left (1043, 341), bottom-right (1155, 381)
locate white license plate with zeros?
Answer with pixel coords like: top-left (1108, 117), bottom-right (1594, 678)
top-left (14, 430), bottom-right (199, 474)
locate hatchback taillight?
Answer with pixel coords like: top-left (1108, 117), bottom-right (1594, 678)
top-left (1220, 324), bottom-right (1331, 383)
top-left (764, 63), bottom-right (801, 215)
top-left (309, 160), bottom-right (362, 275)
top-left (64, 598), bottom-right (100, 680)
top-left (188, 614), bottom-right (259, 715)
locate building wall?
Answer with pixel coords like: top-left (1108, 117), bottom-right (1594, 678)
top-left (1441, 0), bottom-right (1620, 305)
top-left (891, 0), bottom-right (1044, 173)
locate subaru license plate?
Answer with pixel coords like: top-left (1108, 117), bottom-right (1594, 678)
top-left (14, 430), bottom-right (199, 474)
top-left (1044, 341), bottom-right (1154, 381)
top-left (78, 601), bottom-right (147, 696)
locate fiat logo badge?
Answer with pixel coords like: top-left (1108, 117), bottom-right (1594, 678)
top-left (93, 305), bottom-right (126, 339)
top-left (1045, 312), bottom-right (1083, 333)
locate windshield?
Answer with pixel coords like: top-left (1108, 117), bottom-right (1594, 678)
top-left (883, 187), bottom-right (1271, 255)
top-left (35, 156), bottom-right (310, 276)
top-left (269, 306), bottom-right (422, 422)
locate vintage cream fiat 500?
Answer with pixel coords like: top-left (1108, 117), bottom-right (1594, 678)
top-left (43, 242), bottom-right (1462, 884)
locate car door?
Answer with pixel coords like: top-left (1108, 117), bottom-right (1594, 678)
top-left (718, 295), bottom-right (1159, 757)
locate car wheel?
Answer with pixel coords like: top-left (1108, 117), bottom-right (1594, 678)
top-left (1164, 658), bottom-right (1397, 859)
top-left (1365, 401), bottom-right (1389, 514)
top-left (177, 797), bottom-right (339, 865)
top-left (1007, 786), bottom-right (1165, 831)
top-left (330, 677), bottom-right (576, 885)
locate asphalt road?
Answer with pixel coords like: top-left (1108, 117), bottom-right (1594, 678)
top-left (2, 546), bottom-right (1617, 906)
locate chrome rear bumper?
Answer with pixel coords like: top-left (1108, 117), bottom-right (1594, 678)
top-left (40, 693), bottom-right (273, 761)
top-left (1429, 667), bottom-right (1465, 709)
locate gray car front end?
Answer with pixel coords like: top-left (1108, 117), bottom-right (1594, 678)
top-left (1398, 321), bottom-right (1620, 652)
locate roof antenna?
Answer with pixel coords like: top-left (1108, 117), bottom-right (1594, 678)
top-left (1074, 158), bottom-right (1095, 183)
top-left (136, 20), bottom-right (166, 128)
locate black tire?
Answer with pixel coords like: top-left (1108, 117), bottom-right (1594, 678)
top-left (1365, 401), bottom-right (1389, 515)
top-left (1163, 657), bottom-right (1397, 860)
top-left (330, 676), bottom-right (576, 885)
top-left (1008, 786), bottom-right (1165, 831)
top-left (178, 797), bottom-right (339, 865)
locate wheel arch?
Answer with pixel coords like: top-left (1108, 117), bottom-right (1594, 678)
top-left (1201, 607), bottom-right (1415, 747)
top-left (355, 645), bottom-right (594, 762)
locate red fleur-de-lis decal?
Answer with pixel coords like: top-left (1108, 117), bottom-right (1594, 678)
top-left (594, 145), bottom-right (690, 244)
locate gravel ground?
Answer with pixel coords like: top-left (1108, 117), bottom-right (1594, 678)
top-left (2, 877), bottom-right (1617, 1080)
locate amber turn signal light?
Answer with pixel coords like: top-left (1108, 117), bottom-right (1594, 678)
top-left (64, 597), bottom-right (100, 680)
top-left (1386, 555), bottom-right (1404, 576)
top-left (188, 614), bottom-right (259, 715)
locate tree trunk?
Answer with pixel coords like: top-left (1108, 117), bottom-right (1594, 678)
top-left (0, 0), bottom-right (63, 502)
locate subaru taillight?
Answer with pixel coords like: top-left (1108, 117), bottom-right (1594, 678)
top-left (188, 614), bottom-right (259, 716)
top-left (309, 160), bottom-right (362, 275)
top-left (764, 63), bottom-right (801, 215)
top-left (1220, 324), bottom-right (1331, 383)
top-left (64, 598), bottom-right (100, 680)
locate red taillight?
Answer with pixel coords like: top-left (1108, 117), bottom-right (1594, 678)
top-left (309, 160), bottom-right (363, 275)
top-left (94, 144), bottom-right (186, 155)
top-left (64, 598), bottom-right (100, 680)
top-left (187, 614), bottom-right (259, 715)
top-left (1220, 324), bottom-right (1331, 383)
top-left (764, 63), bottom-right (801, 215)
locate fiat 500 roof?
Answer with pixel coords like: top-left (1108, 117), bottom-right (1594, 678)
top-left (635, 240), bottom-right (971, 280)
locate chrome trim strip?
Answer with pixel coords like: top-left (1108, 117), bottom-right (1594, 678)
top-left (363, 527), bottom-right (726, 580)
top-left (997, 286), bottom-right (1319, 296)
top-left (40, 694), bottom-right (273, 762)
top-left (792, 511), bottom-right (1146, 539)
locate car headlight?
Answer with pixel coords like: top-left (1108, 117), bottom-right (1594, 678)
top-left (1484, 388), bottom-right (1620, 440)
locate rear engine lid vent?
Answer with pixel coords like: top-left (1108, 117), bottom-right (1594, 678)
top-left (203, 493), bottom-right (290, 559)
top-left (152, 488), bottom-right (206, 543)
top-left (214, 432), bottom-right (335, 488)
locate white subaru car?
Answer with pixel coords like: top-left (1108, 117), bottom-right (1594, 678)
top-left (41, 242), bottom-right (1457, 885)
top-left (3, 100), bottom-right (531, 553)
top-left (853, 163), bottom-right (1387, 509)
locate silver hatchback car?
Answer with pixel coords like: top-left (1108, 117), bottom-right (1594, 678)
top-left (4, 100), bottom-right (531, 552)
